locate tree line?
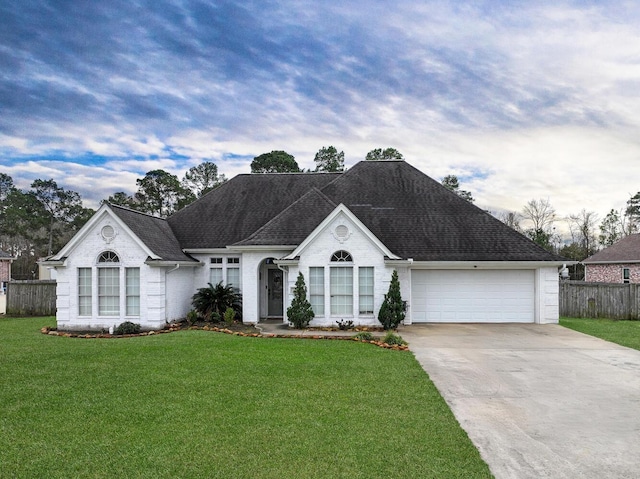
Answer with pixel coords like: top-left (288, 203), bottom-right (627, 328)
top-left (3, 144), bottom-right (634, 281)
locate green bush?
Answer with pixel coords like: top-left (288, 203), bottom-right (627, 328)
top-left (382, 331), bottom-right (407, 346)
top-left (287, 272), bottom-right (315, 329)
top-left (336, 319), bottom-right (354, 330)
top-left (114, 321), bottom-right (141, 335)
top-left (223, 307), bottom-right (236, 325)
top-left (186, 310), bottom-right (199, 326)
top-left (378, 270), bottom-right (405, 330)
top-left (191, 282), bottom-right (242, 322)
top-left (353, 331), bottom-right (374, 341)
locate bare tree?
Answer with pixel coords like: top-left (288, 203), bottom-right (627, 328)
top-left (522, 199), bottom-right (557, 251)
top-left (566, 209), bottom-right (598, 257)
top-left (498, 210), bottom-right (523, 232)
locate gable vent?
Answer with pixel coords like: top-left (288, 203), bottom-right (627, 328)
top-left (101, 225), bottom-right (116, 243)
top-left (333, 224), bottom-right (351, 243)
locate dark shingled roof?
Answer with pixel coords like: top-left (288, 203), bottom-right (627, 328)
top-left (109, 204), bottom-right (196, 262)
top-left (583, 234), bottom-right (640, 263)
top-left (0, 250), bottom-right (12, 259)
top-left (233, 188), bottom-right (337, 246)
top-left (166, 160), bottom-right (563, 262)
top-left (168, 172), bottom-right (341, 249)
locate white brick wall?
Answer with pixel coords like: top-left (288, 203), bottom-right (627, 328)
top-left (287, 212), bottom-right (397, 327)
top-left (55, 213), bottom-right (171, 331)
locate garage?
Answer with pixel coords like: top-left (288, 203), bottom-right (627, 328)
top-left (411, 270), bottom-right (535, 323)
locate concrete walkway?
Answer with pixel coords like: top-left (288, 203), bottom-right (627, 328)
top-left (400, 324), bottom-right (640, 479)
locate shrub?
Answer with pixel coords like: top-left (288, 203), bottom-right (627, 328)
top-left (287, 272), bottom-right (315, 329)
top-left (223, 307), bottom-right (236, 325)
top-left (114, 321), bottom-right (141, 335)
top-left (186, 310), bottom-right (199, 326)
top-left (353, 331), bottom-right (374, 341)
top-left (191, 282), bottom-right (242, 322)
top-left (336, 319), bottom-right (354, 330)
top-left (378, 270), bottom-right (405, 330)
top-left (382, 331), bottom-right (407, 346)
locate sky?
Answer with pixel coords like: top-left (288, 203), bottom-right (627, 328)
top-left (2, 0), bottom-right (640, 237)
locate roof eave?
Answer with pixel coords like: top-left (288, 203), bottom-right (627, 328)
top-left (399, 260), bottom-right (574, 269)
top-left (144, 260), bottom-right (202, 267)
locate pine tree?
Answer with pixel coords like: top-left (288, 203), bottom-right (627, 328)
top-left (378, 270), bottom-right (405, 330)
top-left (287, 272), bottom-right (315, 329)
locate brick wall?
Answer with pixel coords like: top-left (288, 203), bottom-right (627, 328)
top-left (585, 264), bottom-right (640, 283)
top-left (0, 260), bottom-right (10, 283)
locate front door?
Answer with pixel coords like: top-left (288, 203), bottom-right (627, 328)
top-left (267, 268), bottom-right (283, 317)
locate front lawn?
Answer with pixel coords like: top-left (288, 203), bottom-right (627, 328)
top-left (560, 317), bottom-right (640, 351)
top-left (0, 317), bottom-right (491, 479)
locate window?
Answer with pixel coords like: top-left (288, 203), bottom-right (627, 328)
top-left (126, 268), bottom-right (140, 316)
top-left (309, 267), bottom-right (325, 316)
top-left (210, 257), bottom-right (222, 264)
top-left (331, 250), bottom-right (353, 262)
top-left (78, 268), bottom-right (92, 316)
top-left (98, 267), bottom-right (120, 316)
top-left (227, 267), bottom-right (240, 290)
top-left (330, 267), bottom-right (353, 315)
top-left (210, 267), bottom-right (223, 285)
top-left (623, 268), bottom-right (631, 284)
top-left (98, 251), bottom-right (120, 263)
top-left (359, 267), bottom-right (374, 314)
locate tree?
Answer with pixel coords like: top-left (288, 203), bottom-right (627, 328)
top-left (599, 209), bottom-right (625, 247)
top-left (286, 272), bottom-right (315, 329)
top-left (566, 209), bottom-right (598, 258)
top-left (365, 148), bottom-right (403, 161)
top-left (497, 211), bottom-right (523, 232)
top-left (625, 192), bottom-right (640, 234)
top-left (31, 179), bottom-right (90, 256)
top-left (251, 150), bottom-right (300, 173)
top-left (314, 146), bottom-right (345, 172)
top-left (378, 270), bottom-right (405, 330)
top-left (182, 161), bottom-right (227, 197)
top-left (134, 169), bottom-right (195, 217)
top-left (106, 191), bottom-right (136, 208)
top-left (522, 198), bottom-right (557, 252)
top-left (441, 175), bottom-right (475, 202)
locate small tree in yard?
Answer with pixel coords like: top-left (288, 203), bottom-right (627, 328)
top-left (287, 272), bottom-right (315, 329)
top-left (378, 270), bottom-right (405, 330)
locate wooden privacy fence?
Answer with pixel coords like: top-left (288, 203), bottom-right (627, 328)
top-left (6, 280), bottom-right (57, 316)
top-left (559, 281), bottom-right (640, 320)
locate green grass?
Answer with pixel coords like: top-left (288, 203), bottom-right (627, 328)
top-left (0, 317), bottom-right (491, 479)
top-left (560, 317), bottom-right (640, 351)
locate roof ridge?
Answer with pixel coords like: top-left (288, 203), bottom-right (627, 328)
top-left (235, 187), bottom-right (338, 245)
top-left (107, 202), bottom-right (166, 220)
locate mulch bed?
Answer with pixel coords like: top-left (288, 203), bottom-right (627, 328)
top-left (40, 321), bottom-right (408, 350)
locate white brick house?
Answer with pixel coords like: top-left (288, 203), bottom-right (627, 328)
top-left (43, 160), bottom-right (566, 331)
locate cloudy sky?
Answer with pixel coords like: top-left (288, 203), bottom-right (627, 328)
top-left (2, 0), bottom-right (640, 234)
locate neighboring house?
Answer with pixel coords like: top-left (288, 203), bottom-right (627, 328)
top-left (0, 250), bottom-right (13, 294)
top-left (43, 160), bottom-right (566, 331)
top-left (0, 250), bottom-right (14, 314)
top-left (583, 234), bottom-right (640, 283)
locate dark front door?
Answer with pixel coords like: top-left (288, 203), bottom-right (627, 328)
top-left (267, 268), bottom-right (283, 317)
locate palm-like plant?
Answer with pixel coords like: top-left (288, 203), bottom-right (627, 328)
top-left (191, 282), bottom-right (242, 322)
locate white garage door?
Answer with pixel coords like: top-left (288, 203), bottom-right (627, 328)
top-left (411, 270), bottom-right (535, 323)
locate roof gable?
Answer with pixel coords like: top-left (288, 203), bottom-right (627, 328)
top-left (584, 234), bottom-right (640, 263)
top-left (283, 203), bottom-right (400, 260)
top-left (51, 203), bottom-right (195, 263)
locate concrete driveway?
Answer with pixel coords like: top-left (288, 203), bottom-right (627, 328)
top-left (400, 324), bottom-right (640, 479)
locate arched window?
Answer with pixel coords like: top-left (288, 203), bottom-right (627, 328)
top-left (330, 250), bottom-right (353, 262)
top-left (98, 251), bottom-right (120, 263)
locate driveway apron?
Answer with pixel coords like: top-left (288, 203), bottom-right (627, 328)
top-left (401, 324), bottom-right (640, 479)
